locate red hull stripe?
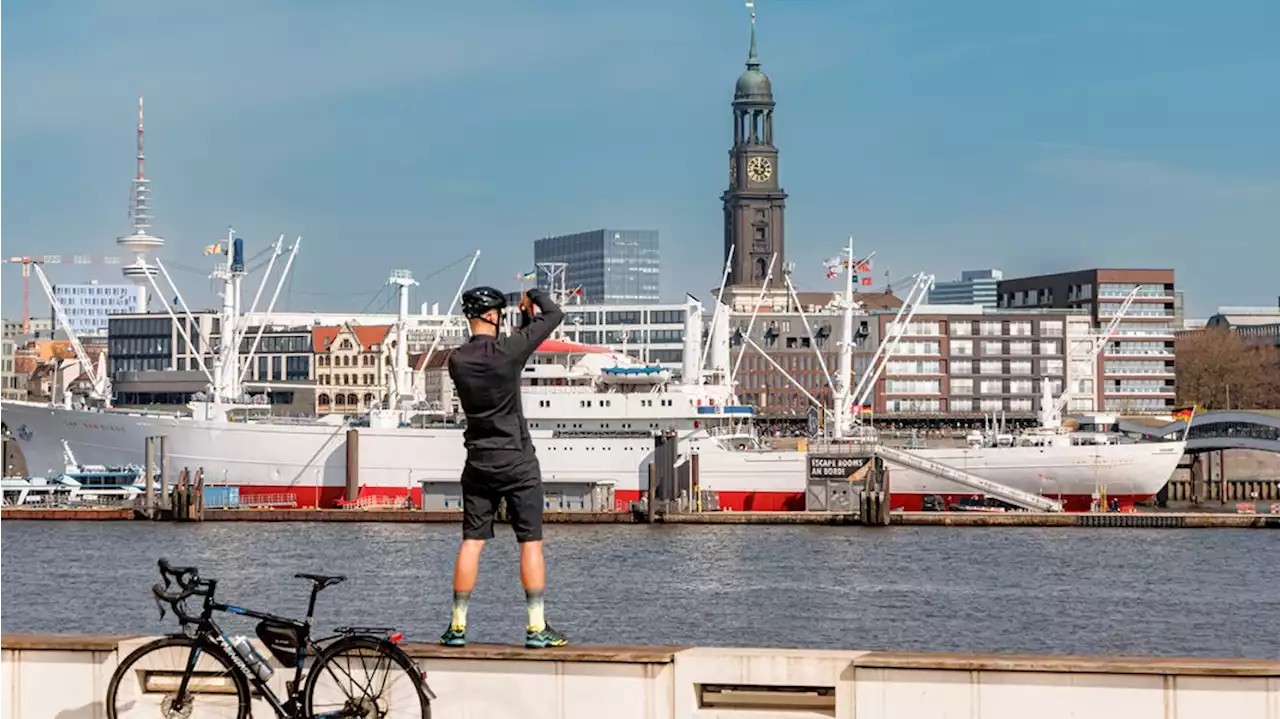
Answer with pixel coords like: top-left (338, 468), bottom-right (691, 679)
top-left (226, 486), bottom-right (1153, 513)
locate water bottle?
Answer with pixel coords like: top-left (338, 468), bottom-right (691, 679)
top-left (230, 635), bottom-right (274, 681)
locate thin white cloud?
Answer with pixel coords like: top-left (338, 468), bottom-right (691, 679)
top-left (1030, 144), bottom-right (1280, 203)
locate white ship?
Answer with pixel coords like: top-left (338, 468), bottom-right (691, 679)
top-left (1, 237), bottom-right (1185, 512)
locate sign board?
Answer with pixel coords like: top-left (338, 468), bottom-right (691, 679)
top-left (807, 455), bottom-right (871, 480)
top-left (806, 406), bottom-right (820, 437)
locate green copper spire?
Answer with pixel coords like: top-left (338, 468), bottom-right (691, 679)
top-left (746, 12), bottom-right (759, 69)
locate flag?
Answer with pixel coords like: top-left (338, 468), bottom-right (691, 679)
top-left (1171, 407), bottom-right (1195, 422)
top-left (570, 286), bottom-right (583, 296)
top-left (515, 270), bottom-right (536, 281)
top-left (857, 261), bottom-right (871, 273)
top-left (203, 243), bottom-right (224, 255)
top-left (860, 277), bottom-right (873, 286)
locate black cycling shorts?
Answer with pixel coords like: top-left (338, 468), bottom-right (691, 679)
top-left (460, 458), bottom-right (544, 543)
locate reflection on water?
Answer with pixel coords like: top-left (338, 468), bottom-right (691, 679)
top-left (2, 521), bottom-right (1277, 658)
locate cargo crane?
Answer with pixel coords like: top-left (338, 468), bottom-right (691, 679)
top-left (4, 255), bottom-right (126, 334)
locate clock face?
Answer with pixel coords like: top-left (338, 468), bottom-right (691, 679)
top-left (747, 156), bottom-right (773, 183)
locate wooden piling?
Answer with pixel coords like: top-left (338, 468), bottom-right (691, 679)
top-left (344, 428), bottom-right (359, 505)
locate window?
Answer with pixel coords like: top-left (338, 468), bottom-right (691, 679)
top-left (980, 379), bottom-right (1002, 394)
top-left (950, 378), bottom-right (973, 395)
top-left (1009, 321), bottom-right (1032, 336)
top-left (286, 356), bottom-right (309, 381)
top-left (980, 321), bottom-right (1003, 336)
top-left (1039, 340), bottom-right (1059, 355)
top-left (1009, 379), bottom-right (1033, 394)
top-left (886, 360), bottom-right (941, 375)
top-left (902, 321), bottom-right (940, 336)
top-left (951, 361), bottom-right (972, 375)
top-left (982, 341), bottom-right (1003, 356)
top-left (951, 340), bottom-right (973, 356)
top-left (1009, 398), bottom-right (1032, 412)
top-left (1040, 321), bottom-right (1064, 337)
top-left (950, 322), bottom-right (972, 337)
top-left (1009, 360), bottom-right (1032, 375)
top-left (1040, 359), bottom-right (1064, 376)
top-left (885, 379), bottom-right (941, 394)
top-left (1009, 341), bottom-right (1032, 356)
top-left (979, 360), bottom-right (1002, 375)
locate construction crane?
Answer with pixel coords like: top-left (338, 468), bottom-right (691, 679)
top-left (4, 255), bottom-right (125, 334)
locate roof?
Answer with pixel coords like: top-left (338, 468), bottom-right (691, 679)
top-left (312, 324), bottom-right (393, 352)
top-left (792, 290), bottom-right (903, 311)
top-left (410, 348), bottom-right (455, 371)
top-left (537, 338), bottom-right (612, 355)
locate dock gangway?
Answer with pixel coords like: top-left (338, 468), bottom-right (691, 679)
top-left (872, 444), bottom-right (1065, 512)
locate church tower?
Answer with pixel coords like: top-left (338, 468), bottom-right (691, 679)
top-left (721, 12), bottom-right (787, 288)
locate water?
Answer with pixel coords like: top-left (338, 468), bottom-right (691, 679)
top-left (2, 521), bottom-right (1277, 658)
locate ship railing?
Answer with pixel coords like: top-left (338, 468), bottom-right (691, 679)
top-left (237, 492), bottom-right (298, 508)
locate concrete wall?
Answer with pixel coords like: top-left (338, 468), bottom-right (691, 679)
top-left (2, 635), bottom-right (1277, 719)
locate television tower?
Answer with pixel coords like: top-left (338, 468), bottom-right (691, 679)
top-left (116, 96), bottom-right (164, 310)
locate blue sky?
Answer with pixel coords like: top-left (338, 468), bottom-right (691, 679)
top-left (3, 0), bottom-right (1277, 318)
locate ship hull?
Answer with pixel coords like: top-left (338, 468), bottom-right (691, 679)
top-left (2, 401), bottom-right (1183, 512)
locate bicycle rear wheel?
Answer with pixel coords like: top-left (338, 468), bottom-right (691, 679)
top-left (106, 635), bottom-right (251, 719)
top-left (303, 635), bottom-right (430, 719)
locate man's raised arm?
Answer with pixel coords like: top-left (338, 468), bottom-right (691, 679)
top-left (500, 288), bottom-right (565, 364)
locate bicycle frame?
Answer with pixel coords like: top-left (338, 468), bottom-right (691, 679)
top-left (172, 579), bottom-right (314, 717)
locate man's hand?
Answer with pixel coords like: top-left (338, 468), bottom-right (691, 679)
top-left (519, 291), bottom-right (537, 316)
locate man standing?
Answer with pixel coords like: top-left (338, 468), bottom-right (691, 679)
top-left (441, 285), bottom-right (568, 648)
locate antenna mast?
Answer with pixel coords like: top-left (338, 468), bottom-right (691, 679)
top-left (118, 96), bottom-right (165, 310)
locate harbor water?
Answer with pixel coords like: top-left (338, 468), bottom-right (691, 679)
top-left (2, 521), bottom-right (1277, 659)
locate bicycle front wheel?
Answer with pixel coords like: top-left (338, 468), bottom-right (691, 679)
top-left (303, 635), bottom-right (431, 719)
top-left (106, 635), bottom-right (251, 719)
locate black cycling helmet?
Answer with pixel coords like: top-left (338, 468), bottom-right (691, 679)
top-left (461, 286), bottom-right (508, 319)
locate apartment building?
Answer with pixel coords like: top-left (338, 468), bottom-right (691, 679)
top-left (997, 269), bottom-right (1177, 413)
top-left (871, 306), bottom-right (1096, 418)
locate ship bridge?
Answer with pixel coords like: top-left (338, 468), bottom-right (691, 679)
top-left (1117, 411), bottom-right (1280, 454)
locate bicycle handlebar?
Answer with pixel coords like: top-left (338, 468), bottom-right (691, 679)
top-left (158, 557), bottom-right (199, 590)
top-left (153, 557), bottom-right (209, 624)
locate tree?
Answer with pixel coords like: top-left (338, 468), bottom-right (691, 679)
top-left (1176, 328), bottom-right (1280, 410)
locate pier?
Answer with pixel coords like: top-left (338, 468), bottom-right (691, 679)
top-left (3, 633), bottom-right (1276, 718)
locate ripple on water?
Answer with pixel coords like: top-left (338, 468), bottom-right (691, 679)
top-left (2, 522), bottom-right (1276, 658)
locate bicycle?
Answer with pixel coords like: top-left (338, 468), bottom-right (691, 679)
top-left (105, 557), bottom-right (435, 718)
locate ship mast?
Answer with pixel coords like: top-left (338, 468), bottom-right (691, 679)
top-left (386, 269), bottom-right (420, 411)
top-left (830, 237), bottom-right (857, 440)
top-left (211, 228), bottom-right (245, 402)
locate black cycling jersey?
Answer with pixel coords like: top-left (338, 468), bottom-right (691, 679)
top-left (448, 288), bottom-right (564, 467)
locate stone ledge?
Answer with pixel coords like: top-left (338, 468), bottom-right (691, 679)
top-left (854, 651), bottom-right (1280, 677)
top-left (403, 642), bottom-right (682, 663)
top-left (1, 634), bottom-right (138, 652)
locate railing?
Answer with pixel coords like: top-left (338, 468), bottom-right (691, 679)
top-left (237, 492), bottom-right (298, 508)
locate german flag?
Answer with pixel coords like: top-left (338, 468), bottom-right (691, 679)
top-left (1171, 407), bottom-right (1195, 422)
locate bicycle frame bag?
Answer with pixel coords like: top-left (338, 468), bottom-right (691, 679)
top-left (255, 619), bottom-right (304, 667)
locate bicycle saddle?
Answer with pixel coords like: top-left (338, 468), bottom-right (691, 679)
top-left (295, 573), bottom-right (347, 590)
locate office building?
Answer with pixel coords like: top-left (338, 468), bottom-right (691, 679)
top-left (53, 282), bottom-right (144, 336)
top-left (0, 332), bottom-right (18, 399)
top-left (996, 269), bottom-right (1177, 413)
top-left (872, 306), bottom-right (1096, 417)
top-left (928, 269), bottom-right (1002, 308)
top-left (533, 229), bottom-right (659, 304)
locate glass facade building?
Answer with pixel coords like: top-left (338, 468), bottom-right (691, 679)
top-left (533, 229), bottom-right (659, 305)
top-left (53, 283), bottom-right (145, 335)
top-left (928, 269), bottom-right (1002, 308)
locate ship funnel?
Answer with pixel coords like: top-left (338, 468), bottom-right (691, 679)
top-left (231, 237), bottom-right (245, 273)
top-left (682, 294), bottom-right (703, 384)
